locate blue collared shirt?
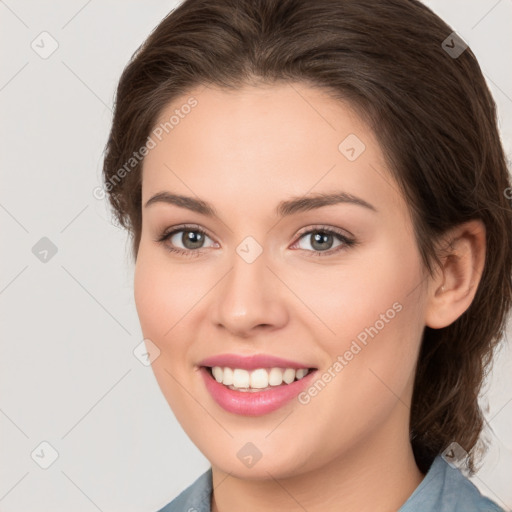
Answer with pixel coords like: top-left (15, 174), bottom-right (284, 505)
top-left (156, 456), bottom-right (505, 511)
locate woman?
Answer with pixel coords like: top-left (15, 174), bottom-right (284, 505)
top-left (102, 0), bottom-right (512, 510)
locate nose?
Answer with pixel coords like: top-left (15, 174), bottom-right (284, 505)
top-left (211, 246), bottom-right (289, 338)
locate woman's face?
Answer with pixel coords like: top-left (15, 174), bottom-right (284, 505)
top-left (134, 83), bottom-right (429, 478)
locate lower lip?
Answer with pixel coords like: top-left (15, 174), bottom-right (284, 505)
top-left (200, 366), bottom-right (317, 416)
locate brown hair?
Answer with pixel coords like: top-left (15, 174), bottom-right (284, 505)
top-left (102, 0), bottom-right (512, 474)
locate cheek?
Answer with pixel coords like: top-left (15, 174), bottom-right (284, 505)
top-left (331, 261), bottom-right (424, 409)
top-left (133, 250), bottom-right (197, 412)
top-left (134, 254), bottom-right (169, 340)
top-left (299, 241), bottom-right (425, 410)
top-left (133, 247), bottom-right (203, 340)
top-left (291, 242), bottom-right (422, 349)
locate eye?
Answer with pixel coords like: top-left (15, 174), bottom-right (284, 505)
top-left (292, 226), bottom-right (356, 257)
top-left (155, 224), bottom-right (217, 257)
top-left (155, 224), bottom-right (357, 258)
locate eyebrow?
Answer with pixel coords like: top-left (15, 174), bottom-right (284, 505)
top-left (144, 190), bottom-right (377, 217)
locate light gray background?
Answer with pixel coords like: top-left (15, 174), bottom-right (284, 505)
top-left (1, 1), bottom-right (511, 511)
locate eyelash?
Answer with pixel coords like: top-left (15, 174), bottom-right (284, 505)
top-left (155, 223), bottom-right (357, 258)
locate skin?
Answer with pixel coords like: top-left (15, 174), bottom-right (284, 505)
top-left (133, 83), bottom-right (486, 512)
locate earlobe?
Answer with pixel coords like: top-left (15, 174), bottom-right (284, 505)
top-left (425, 220), bottom-right (486, 329)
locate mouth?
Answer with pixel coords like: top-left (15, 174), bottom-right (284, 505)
top-left (203, 365), bottom-right (316, 392)
top-left (199, 362), bottom-right (318, 416)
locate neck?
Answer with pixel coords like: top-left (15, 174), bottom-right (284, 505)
top-left (211, 410), bottom-right (424, 512)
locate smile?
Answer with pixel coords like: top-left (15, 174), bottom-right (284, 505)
top-left (208, 366), bottom-right (312, 391)
top-left (198, 353), bottom-right (318, 416)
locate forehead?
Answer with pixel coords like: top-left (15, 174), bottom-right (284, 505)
top-left (141, 83), bottom-right (406, 219)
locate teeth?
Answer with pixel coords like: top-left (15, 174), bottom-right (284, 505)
top-left (212, 366), bottom-right (223, 383)
top-left (223, 367), bottom-right (234, 385)
top-left (209, 366), bottom-right (311, 390)
top-left (283, 368), bottom-right (296, 384)
top-left (250, 368), bottom-right (269, 389)
top-left (296, 368), bottom-right (308, 379)
top-left (233, 369), bottom-right (250, 388)
top-left (268, 367), bottom-right (283, 386)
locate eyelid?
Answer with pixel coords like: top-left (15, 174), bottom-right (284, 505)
top-left (156, 223), bottom-right (216, 243)
top-left (294, 223), bottom-right (355, 240)
top-left (291, 225), bottom-right (356, 256)
top-left (157, 223), bottom-right (354, 242)
top-left (156, 223), bottom-right (357, 257)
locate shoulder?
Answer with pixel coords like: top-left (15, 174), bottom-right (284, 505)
top-left (400, 456), bottom-right (504, 512)
top-left (155, 468), bottom-right (213, 512)
top-left (442, 461), bottom-right (504, 512)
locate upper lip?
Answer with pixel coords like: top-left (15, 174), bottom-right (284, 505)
top-left (199, 353), bottom-right (316, 370)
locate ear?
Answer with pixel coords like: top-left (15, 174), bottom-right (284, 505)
top-left (425, 219), bottom-right (486, 329)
